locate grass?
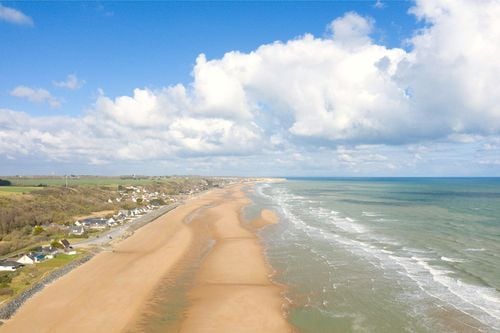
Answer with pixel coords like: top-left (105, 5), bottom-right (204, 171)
top-left (2, 176), bottom-right (169, 187)
top-left (0, 234), bottom-right (86, 261)
top-left (0, 252), bottom-right (86, 303)
top-left (0, 187), bottom-right (41, 196)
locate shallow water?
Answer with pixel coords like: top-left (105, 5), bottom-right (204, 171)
top-left (248, 178), bottom-right (500, 333)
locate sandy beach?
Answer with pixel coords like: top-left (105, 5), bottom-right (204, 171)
top-left (0, 183), bottom-right (291, 333)
top-left (177, 189), bottom-right (291, 333)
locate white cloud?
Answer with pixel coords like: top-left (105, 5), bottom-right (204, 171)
top-left (253, 34), bottom-right (408, 142)
top-left (402, 0), bottom-right (500, 136)
top-left (10, 86), bottom-right (61, 108)
top-left (91, 88), bottom-right (171, 128)
top-left (0, 4), bottom-right (33, 26)
top-left (2, 1), bottom-right (500, 175)
top-left (328, 12), bottom-right (374, 48)
top-left (180, 3), bottom-right (500, 145)
top-left (168, 117), bottom-right (260, 155)
top-left (374, 1), bottom-right (385, 9)
top-left (184, 13), bottom-right (410, 144)
top-left (53, 74), bottom-right (86, 90)
top-left (192, 53), bottom-right (255, 120)
top-left (0, 82), bottom-right (263, 165)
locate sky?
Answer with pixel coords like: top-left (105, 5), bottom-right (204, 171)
top-left (1, 0), bottom-right (500, 177)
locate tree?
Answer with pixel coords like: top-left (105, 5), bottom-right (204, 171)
top-left (150, 198), bottom-right (166, 206)
top-left (0, 179), bottom-right (12, 186)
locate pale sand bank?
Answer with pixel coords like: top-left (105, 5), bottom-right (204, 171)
top-left (1, 184), bottom-right (291, 333)
top-left (250, 208), bottom-right (280, 229)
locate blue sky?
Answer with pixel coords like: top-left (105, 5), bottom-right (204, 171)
top-left (1, 1), bottom-right (500, 176)
top-left (1, 1), bottom-right (418, 115)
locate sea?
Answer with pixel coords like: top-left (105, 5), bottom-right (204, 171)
top-left (246, 178), bottom-right (500, 333)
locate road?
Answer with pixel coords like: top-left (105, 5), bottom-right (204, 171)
top-left (72, 203), bottom-right (180, 248)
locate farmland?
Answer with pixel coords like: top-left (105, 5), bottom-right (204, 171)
top-left (0, 187), bottom-right (41, 196)
top-left (2, 176), bottom-right (169, 187)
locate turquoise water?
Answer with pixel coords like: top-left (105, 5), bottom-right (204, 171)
top-left (249, 178), bottom-right (500, 332)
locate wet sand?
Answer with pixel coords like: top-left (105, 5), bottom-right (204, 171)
top-left (1, 184), bottom-right (291, 333)
top-left (177, 188), bottom-right (292, 333)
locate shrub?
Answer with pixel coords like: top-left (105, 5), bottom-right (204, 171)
top-left (32, 226), bottom-right (44, 236)
top-left (50, 240), bottom-right (63, 249)
top-left (150, 198), bottom-right (166, 206)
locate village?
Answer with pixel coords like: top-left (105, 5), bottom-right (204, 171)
top-left (0, 183), bottom-right (203, 273)
top-left (0, 177), bottom-right (239, 312)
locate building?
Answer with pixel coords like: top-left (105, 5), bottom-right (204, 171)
top-left (59, 239), bottom-right (76, 254)
top-left (17, 253), bottom-right (45, 265)
top-left (116, 210), bottom-right (129, 220)
top-left (81, 218), bottom-right (108, 230)
top-left (41, 246), bottom-right (59, 259)
top-left (0, 260), bottom-right (23, 271)
top-left (69, 225), bottom-right (85, 236)
top-left (17, 254), bottom-right (35, 265)
top-left (60, 239), bottom-right (71, 249)
top-left (107, 218), bottom-right (118, 227)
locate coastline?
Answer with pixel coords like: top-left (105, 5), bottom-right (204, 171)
top-left (0, 181), bottom-right (292, 332)
top-left (176, 185), bottom-right (292, 333)
top-left (0, 202), bottom-right (180, 322)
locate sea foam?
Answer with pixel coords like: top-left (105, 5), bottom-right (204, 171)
top-left (260, 182), bottom-right (500, 331)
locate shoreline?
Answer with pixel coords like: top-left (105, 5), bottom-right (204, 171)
top-left (0, 182), bottom-right (292, 332)
top-left (175, 185), bottom-right (292, 333)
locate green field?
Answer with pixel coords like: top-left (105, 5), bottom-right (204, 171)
top-left (2, 176), bottom-right (171, 187)
top-left (0, 186), bottom-right (41, 196)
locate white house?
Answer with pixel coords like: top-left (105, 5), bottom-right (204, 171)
top-left (132, 208), bottom-right (143, 216)
top-left (17, 254), bottom-right (39, 265)
top-left (41, 246), bottom-right (59, 259)
top-left (79, 218), bottom-right (107, 230)
top-left (107, 218), bottom-right (118, 227)
top-left (0, 260), bottom-right (23, 271)
top-left (118, 209), bottom-right (128, 217)
top-left (69, 225), bottom-right (85, 236)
